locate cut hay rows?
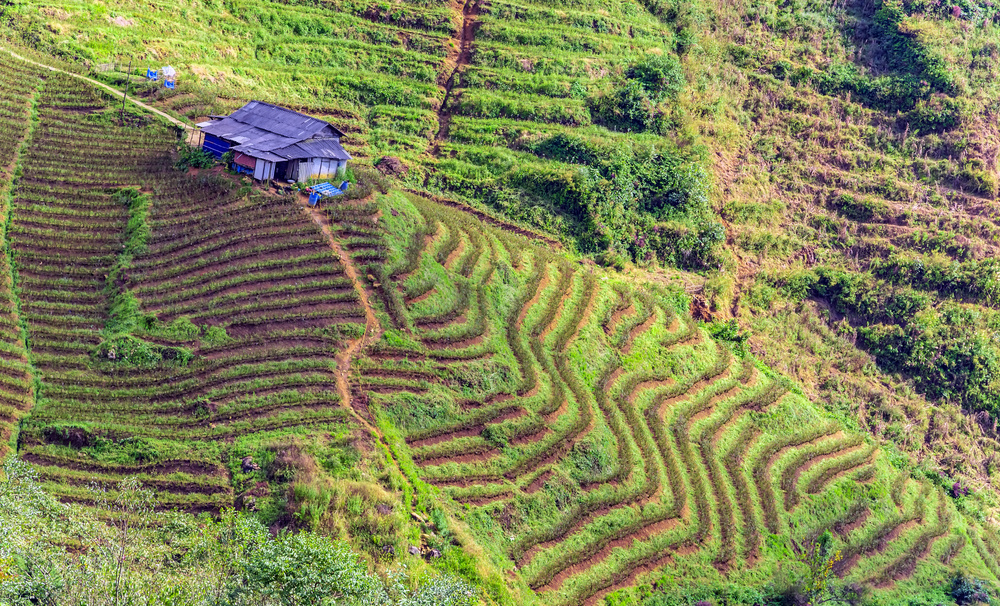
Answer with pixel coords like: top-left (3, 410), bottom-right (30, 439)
top-left (349, 190), bottom-right (1000, 604)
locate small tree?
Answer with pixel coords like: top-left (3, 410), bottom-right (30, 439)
top-left (795, 531), bottom-right (865, 606)
top-left (627, 54), bottom-right (685, 103)
top-left (221, 150), bottom-right (236, 171)
top-left (90, 478), bottom-right (155, 606)
top-left (175, 144), bottom-right (216, 170)
top-left (0, 459), bottom-right (77, 606)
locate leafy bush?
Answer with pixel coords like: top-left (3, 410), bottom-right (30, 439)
top-left (958, 163), bottom-right (1000, 197)
top-left (529, 133), bottom-right (597, 165)
top-left (831, 193), bottom-right (890, 222)
top-left (114, 188), bottom-right (152, 257)
top-left (805, 0), bottom-right (956, 113)
top-left (875, 1), bottom-right (955, 95)
top-left (858, 306), bottom-right (1000, 413)
top-left (0, 462), bottom-right (484, 606)
top-left (707, 320), bottom-right (750, 356)
top-left (513, 136), bottom-right (722, 268)
top-left (952, 572), bottom-right (992, 604)
top-left (92, 334), bottom-right (193, 368)
top-left (591, 80), bottom-right (660, 133)
top-left (903, 95), bottom-right (966, 133)
top-left (772, 266), bottom-right (1000, 415)
top-left (175, 144), bottom-right (215, 170)
top-left (236, 532), bottom-right (385, 605)
top-left (812, 63), bottom-right (929, 113)
top-left (590, 53), bottom-right (684, 133)
top-left (627, 53), bottom-right (685, 102)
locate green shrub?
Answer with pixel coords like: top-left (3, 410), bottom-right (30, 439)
top-left (237, 532), bottom-right (385, 605)
top-left (790, 265), bottom-right (1000, 415)
top-left (627, 53), bottom-right (685, 102)
top-left (590, 80), bottom-right (659, 133)
top-left (958, 164), bottom-right (1000, 197)
top-left (952, 572), bottom-right (992, 604)
top-left (113, 188), bottom-right (152, 256)
top-left (707, 319), bottom-right (750, 356)
top-left (903, 95), bottom-right (966, 133)
top-left (174, 144), bottom-right (215, 170)
top-left (0, 464), bottom-right (483, 606)
top-left (831, 193), bottom-right (890, 222)
top-left (875, 0), bottom-right (955, 95)
top-left (92, 334), bottom-right (193, 368)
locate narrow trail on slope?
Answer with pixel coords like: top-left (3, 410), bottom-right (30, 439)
top-left (301, 202), bottom-right (383, 434)
top-left (0, 46), bottom-right (193, 131)
top-left (303, 199), bottom-right (423, 510)
top-left (429, 0), bottom-right (481, 160)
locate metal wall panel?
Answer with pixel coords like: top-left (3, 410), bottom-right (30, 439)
top-left (202, 133), bottom-right (230, 158)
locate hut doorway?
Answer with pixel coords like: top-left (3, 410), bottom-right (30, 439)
top-left (275, 161), bottom-right (290, 182)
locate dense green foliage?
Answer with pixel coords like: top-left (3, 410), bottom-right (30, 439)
top-left (771, 267), bottom-right (1000, 415)
top-left (175, 144), bottom-right (216, 171)
top-left (0, 459), bottom-right (479, 606)
top-left (510, 134), bottom-right (722, 267)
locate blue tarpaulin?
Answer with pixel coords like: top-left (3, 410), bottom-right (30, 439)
top-left (306, 182), bottom-right (347, 206)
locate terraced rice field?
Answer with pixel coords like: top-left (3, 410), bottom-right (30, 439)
top-left (430, 0), bottom-right (672, 187)
top-left (0, 60), bottom-right (366, 510)
top-left (27, 0), bottom-right (453, 160)
top-left (24, 0), bottom-right (677, 185)
top-left (2, 47), bottom-right (1000, 602)
top-left (343, 191), bottom-right (1000, 603)
top-left (0, 54), bottom-right (39, 458)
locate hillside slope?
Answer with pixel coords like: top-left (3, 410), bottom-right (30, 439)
top-left (351, 189), bottom-right (1000, 604)
top-left (0, 59), bottom-right (993, 602)
top-left (0, 56), bottom-right (371, 513)
top-left (4, 0), bottom-right (1000, 604)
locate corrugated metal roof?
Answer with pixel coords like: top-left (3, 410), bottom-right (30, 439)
top-left (200, 101), bottom-right (349, 163)
top-left (229, 146), bottom-right (286, 163)
top-left (227, 101), bottom-right (345, 139)
top-left (276, 138), bottom-right (352, 161)
top-left (199, 118), bottom-right (253, 140)
top-left (237, 130), bottom-right (298, 151)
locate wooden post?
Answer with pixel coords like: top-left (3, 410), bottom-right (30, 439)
top-left (120, 57), bottom-right (132, 124)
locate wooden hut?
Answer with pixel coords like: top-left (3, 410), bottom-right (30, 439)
top-left (197, 101), bottom-right (351, 182)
